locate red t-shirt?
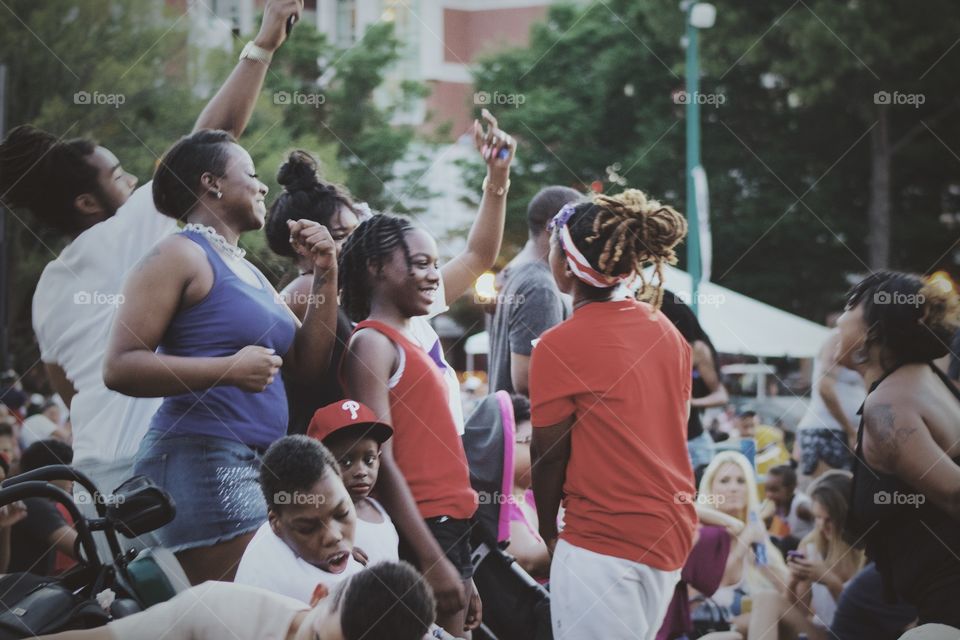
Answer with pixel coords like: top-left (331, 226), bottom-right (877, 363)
top-left (345, 320), bottom-right (477, 520)
top-left (530, 299), bottom-right (697, 570)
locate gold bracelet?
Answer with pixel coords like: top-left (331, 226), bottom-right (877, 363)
top-left (482, 176), bottom-right (510, 196)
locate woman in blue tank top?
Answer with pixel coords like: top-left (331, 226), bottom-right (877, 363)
top-left (103, 130), bottom-right (339, 584)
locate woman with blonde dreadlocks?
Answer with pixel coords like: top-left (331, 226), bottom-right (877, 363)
top-left (530, 189), bottom-right (698, 640)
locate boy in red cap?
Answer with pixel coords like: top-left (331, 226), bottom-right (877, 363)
top-left (308, 400), bottom-right (399, 566)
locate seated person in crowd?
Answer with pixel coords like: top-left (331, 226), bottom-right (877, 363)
top-left (762, 464), bottom-right (814, 555)
top-left (696, 451), bottom-right (789, 635)
top-left (503, 394), bottom-right (551, 581)
top-left (0, 421), bottom-right (21, 475)
top-left (8, 439), bottom-right (77, 576)
top-left (20, 399), bottom-right (70, 448)
top-left (733, 409), bottom-right (791, 476)
top-left (747, 472), bottom-right (864, 639)
top-left (235, 435), bottom-right (364, 602)
top-left (39, 560), bottom-right (435, 640)
top-left (0, 455), bottom-right (27, 573)
top-left (307, 400), bottom-right (399, 566)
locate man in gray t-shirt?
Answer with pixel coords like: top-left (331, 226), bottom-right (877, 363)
top-left (488, 186), bottom-right (580, 394)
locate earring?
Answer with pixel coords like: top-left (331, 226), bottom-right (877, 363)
top-left (216, 191), bottom-right (223, 199)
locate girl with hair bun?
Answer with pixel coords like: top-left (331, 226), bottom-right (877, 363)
top-left (265, 150), bottom-right (361, 431)
top-left (840, 271), bottom-right (960, 626)
top-left (529, 189), bottom-right (698, 639)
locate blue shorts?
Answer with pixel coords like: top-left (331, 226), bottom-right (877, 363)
top-left (133, 431), bottom-right (267, 553)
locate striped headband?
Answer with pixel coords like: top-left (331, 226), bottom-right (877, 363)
top-left (549, 203), bottom-right (633, 289)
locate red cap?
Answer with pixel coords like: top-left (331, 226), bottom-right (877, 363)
top-left (307, 400), bottom-right (393, 446)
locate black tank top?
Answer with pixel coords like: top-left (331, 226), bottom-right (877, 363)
top-left (847, 363), bottom-right (960, 604)
top-left (285, 309), bottom-right (352, 434)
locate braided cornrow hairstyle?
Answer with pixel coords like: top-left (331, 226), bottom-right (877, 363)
top-left (338, 213), bottom-right (416, 322)
top-left (0, 125), bottom-right (101, 234)
top-left (564, 188), bottom-right (687, 308)
top-left (265, 150), bottom-right (357, 258)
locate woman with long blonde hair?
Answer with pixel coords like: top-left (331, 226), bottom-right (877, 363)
top-left (696, 451), bottom-right (789, 634)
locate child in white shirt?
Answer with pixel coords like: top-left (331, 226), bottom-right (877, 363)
top-left (308, 400), bottom-right (399, 566)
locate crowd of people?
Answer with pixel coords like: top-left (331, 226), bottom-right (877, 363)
top-left (0, 1), bottom-right (958, 639)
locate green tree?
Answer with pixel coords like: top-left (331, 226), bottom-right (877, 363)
top-left (468, 0), bottom-right (960, 322)
top-left (264, 20), bottom-right (431, 213)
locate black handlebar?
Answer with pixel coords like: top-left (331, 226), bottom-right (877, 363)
top-left (3, 465), bottom-right (109, 518)
top-left (0, 481), bottom-right (102, 568)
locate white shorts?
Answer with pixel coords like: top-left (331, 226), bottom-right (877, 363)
top-left (550, 538), bottom-right (681, 640)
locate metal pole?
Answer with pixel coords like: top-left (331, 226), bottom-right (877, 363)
top-left (0, 63), bottom-right (9, 370)
top-left (685, 14), bottom-right (702, 316)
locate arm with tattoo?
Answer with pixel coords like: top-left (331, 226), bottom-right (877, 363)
top-left (864, 401), bottom-right (960, 520)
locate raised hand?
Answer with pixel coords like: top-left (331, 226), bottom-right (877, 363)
top-left (228, 345), bottom-right (283, 392)
top-left (254, 0), bottom-right (304, 52)
top-left (288, 219), bottom-right (337, 274)
top-left (473, 108), bottom-right (516, 171)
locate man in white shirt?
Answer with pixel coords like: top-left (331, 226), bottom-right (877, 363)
top-left (19, 0), bottom-right (300, 466)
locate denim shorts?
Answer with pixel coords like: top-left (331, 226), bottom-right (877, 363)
top-left (133, 431), bottom-right (267, 553)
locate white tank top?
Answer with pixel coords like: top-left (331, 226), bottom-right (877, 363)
top-left (798, 354), bottom-right (865, 432)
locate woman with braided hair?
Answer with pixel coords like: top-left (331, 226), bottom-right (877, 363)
top-left (338, 110), bottom-right (515, 638)
top-left (529, 189), bottom-right (698, 639)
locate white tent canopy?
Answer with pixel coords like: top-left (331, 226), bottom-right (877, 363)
top-left (646, 265), bottom-right (828, 358)
top-left (463, 265), bottom-right (829, 359)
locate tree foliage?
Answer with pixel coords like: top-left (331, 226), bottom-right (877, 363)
top-left (468, 0), bottom-right (960, 322)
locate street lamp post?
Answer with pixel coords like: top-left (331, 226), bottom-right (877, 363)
top-left (683, 2), bottom-right (715, 316)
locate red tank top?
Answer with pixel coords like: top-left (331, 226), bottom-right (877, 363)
top-left (346, 320), bottom-right (477, 520)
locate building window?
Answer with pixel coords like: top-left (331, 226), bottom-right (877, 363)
top-left (336, 0), bottom-right (357, 47)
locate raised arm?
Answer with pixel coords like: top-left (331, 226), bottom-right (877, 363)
top-left (341, 329), bottom-right (466, 617)
top-left (440, 110), bottom-right (515, 304)
top-left (103, 237), bottom-right (281, 396)
top-left (193, 0), bottom-right (303, 138)
top-left (280, 220), bottom-right (339, 384)
top-left (818, 332), bottom-right (857, 441)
